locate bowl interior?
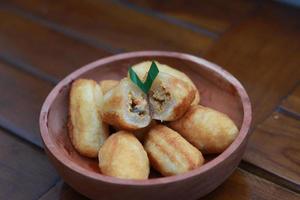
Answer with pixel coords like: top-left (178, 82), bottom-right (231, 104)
top-left (46, 55), bottom-right (244, 179)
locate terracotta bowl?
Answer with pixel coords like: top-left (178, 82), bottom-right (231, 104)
top-left (40, 51), bottom-right (251, 200)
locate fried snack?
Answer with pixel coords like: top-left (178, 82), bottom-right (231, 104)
top-left (98, 131), bottom-right (150, 179)
top-left (192, 90), bottom-right (200, 106)
top-left (144, 125), bottom-right (204, 176)
top-left (132, 120), bottom-right (157, 141)
top-left (102, 78), bottom-right (151, 130)
top-left (114, 120), bottom-right (157, 141)
top-left (99, 80), bottom-right (119, 94)
top-left (68, 79), bottom-right (109, 158)
top-left (130, 61), bottom-right (200, 105)
top-left (169, 105), bottom-right (239, 154)
top-left (149, 72), bottom-right (195, 121)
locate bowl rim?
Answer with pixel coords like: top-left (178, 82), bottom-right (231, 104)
top-left (40, 51), bottom-right (252, 186)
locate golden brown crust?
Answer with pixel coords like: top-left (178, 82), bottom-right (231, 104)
top-left (191, 91), bottom-right (200, 106)
top-left (98, 131), bottom-right (150, 179)
top-left (132, 120), bottom-right (157, 141)
top-left (144, 125), bottom-right (204, 176)
top-left (102, 112), bottom-right (141, 131)
top-left (114, 120), bottom-right (157, 141)
top-left (68, 79), bottom-right (109, 158)
top-left (169, 79), bottom-right (196, 120)
top-left (169, 105), bottom-right (239, 154)
top-left (105, 95), bottom-right (123, 110)
top-left (99, 80), bottom-right (119, 94)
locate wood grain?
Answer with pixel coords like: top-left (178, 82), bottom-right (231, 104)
top-left (282, 85), bottom-right (300, 115)
top-left (0, 7), bottom-right (111, 80)
top-left (0, 61), bottom-right (52, 146)
top-left (203, 169), bottom-right (300, 200)
top-left (244, 111), bottom-right (300, 190)
top-left (7, 0), bottom-right (214, 55)
top-left (0, 0), bottom-right (298, 199)
top-left (0, 128), bottom-right (58, 200)
top-left (201, 1), bottom-right (300, 191)
top-left (37, 169), bottom-right (300, 200)
top-left (125, 0), bottom-right (258, 33)
top-left (39, 181), bottom-right (87, 200)
top-left (204, 2), bottom-right (300, 126)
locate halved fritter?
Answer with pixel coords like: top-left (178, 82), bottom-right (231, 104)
top-left (149, 72), bottom-right (195, 121)
top-left (130, 61), bottom-right (200, 105)
top-left (102, 78), bottom-right (151, 130)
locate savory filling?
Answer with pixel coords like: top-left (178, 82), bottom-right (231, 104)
top-left (128, 92), bottom-right (147, 117)
top-left (150, 85), bottom-right (171, 112)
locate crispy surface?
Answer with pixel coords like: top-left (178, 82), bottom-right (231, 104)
top-left (169, 105), bottom-right (239, 154)
top-left (132, 120), bottom-right (157, 141)
top-left (130, 61), bottom-right (200, 105)
top-left (99, 80), bottom-right (119, 94)
top-left (149, 72), bottom-right (195, 121)
top-left (114, 120), bottom-right (157, 141)
top-left (191, 91), bottom-right (200, 106)
top-left (102, 78), bottom-right (151, 130)
top-left (98, 131), bottom-right (150, 179)
top-left (68, 79), bottom-right (109, 158)
top-left (144, 125), bottom-right (204, 176)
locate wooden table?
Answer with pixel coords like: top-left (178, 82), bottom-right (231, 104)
top-left (0, 0), bottom-right (299, 199)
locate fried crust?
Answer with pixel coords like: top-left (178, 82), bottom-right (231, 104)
top-left (68, 79), bottom-right (109, 158)
top-left (144, 125), bottom-right (204, 176)
top-left (99, 80), bottom-right (119, 94)
top-left (169, 105), bottom-right (239, 154)
top-left (98, 131), bottom-right (150, 179)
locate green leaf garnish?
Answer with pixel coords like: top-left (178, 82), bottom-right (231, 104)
top-left (129, 61), bottom-right (159, 94)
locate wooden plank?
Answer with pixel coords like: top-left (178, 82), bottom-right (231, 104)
top-left (244, 111), bottom-right (300, 190)
top-left (282, 85), bottom-right (300, 115)
top-left (203, 169), bottom-right (300, 200)
top-left (6, 0), bottom-right (214, 55)
top-left (125, 0), bottom-right (258, 33)
top-left (39, 181), bottom-right (87, 200)
top-left (0, 61), bottom-right (52, 146)
top-left (38, 169), bottom-right (300, 200)
top-left (204, 1), bottom-right (300, 126)
top-left (0, 128), bottom-right (59, 200)
top-left (0, 8), bottom-right (111, 80)
top-left (203, 1), bottom-right (300, 190)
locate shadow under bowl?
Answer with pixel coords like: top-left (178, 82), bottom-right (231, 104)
top-left (40, 51), bottom-right (251, 200)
